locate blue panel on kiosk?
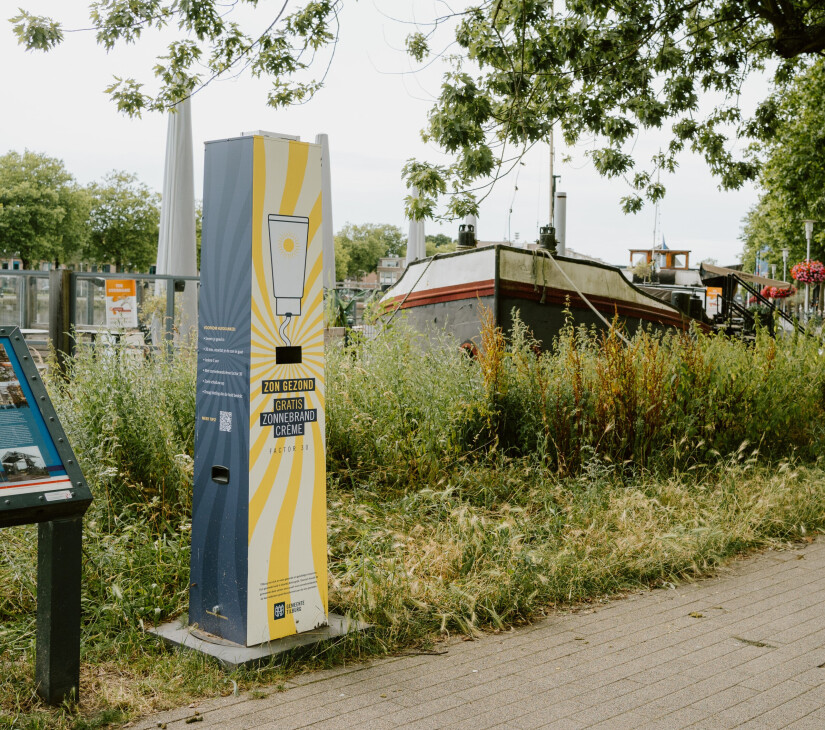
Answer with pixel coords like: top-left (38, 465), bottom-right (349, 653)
top-left (0, 327), bottom-right (92, 528)
top-left (189, 137), bottom-right (253, 645)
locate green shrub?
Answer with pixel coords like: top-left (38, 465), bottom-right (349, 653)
top-left (48, 345), bottom-right (196, 524)
top-left (326, 326), bottom-right (489, 486)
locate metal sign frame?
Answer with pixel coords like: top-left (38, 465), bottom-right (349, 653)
top-left (0, 325), bottom-right (92, 705)
top-left (0, 326), bottom-right (92, 528)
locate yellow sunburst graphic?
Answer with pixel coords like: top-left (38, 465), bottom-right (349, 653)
top-left (278, 232), bottom-right (299, 258)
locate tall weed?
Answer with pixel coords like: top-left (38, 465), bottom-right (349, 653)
top-left (326, 326), bottom-right (489, 486)
top-left (329, 311), bottom-right (825, 482)
top-left (48, 345), bottom-right (196, 523)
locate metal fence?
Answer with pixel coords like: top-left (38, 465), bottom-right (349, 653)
top-left (0, 270), bottom-right (199, 357)
top-left (1, 270), bottom-right (380, 359)
top-left (0, 272), bottom-right (51, 335)
top-left (70, 272), bottom-right (200, 348)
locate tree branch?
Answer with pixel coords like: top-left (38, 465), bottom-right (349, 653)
top-left (750, 0), bottom-right (825, 57)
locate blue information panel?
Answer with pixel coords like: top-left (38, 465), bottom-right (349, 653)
top-left (0, 341), bottom-right (67, 494)
top-left (0, 327), bottom-right (91, 528)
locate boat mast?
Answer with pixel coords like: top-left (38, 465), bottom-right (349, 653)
top-left (540, 127), bottom-right (560, 252)
top-left (652, 163), bottom-right (662, 268)
top-left (549, 127), bottom-right (555, 228)
top-left (539, 1), bottom-right (560, 253)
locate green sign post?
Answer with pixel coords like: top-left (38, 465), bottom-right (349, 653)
top-left (0, 326), bottom-right (92, 704)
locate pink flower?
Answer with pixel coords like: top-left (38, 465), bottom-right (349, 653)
top-left (760, 285), bottom-right (796, 299)
top-left (791, 260), bottom-right (825, 284)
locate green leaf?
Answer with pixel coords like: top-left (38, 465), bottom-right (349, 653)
top-left (10, 10), bottom-right (63, 50)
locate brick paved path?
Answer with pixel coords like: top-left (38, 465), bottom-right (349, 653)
top-left (134, 540), bottom-right (825, 729)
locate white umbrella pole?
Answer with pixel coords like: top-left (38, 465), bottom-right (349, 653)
top-left (155, 97), bottom-right (197, 345)
top-left (315, 133), bottom-right (336, 289)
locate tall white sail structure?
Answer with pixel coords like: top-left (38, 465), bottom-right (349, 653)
top-left (315, 133), bottom-right (336, 289)
top-left (156, 96), bottom-right (197, 341)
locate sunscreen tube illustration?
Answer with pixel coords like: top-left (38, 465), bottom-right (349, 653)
top-left (268, 214), bottom-right (309, 316)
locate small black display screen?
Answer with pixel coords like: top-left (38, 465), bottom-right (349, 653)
top-left (276, 346), bottom-right (302, 365)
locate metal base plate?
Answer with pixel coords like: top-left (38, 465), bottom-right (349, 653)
top-left (148, 614), bottom-right (369, 670)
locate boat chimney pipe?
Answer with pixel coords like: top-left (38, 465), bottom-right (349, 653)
top-left (407, 186), bottom-right (426, 262)
top-left (555, 192), bottom-right (567, 256)
top-left (457, 224), bottom-right (476, 249)
top-left (539, 226), bottom-right (557, 254)
top-left (466, 214), bottom-right (477, 237)
top-left (458, 215), bottom-right (478, 251)
top-left (458, 214), bottom-right (477, 250)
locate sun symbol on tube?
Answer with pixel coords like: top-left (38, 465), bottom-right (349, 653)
top-left (278, 232), bottom-right (299, 258)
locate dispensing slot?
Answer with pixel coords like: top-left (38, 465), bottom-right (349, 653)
top-left (211, 465), bottom-right (230, 485)
top-left (276, 346), bottom-right (302, 364)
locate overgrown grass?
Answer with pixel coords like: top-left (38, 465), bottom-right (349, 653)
top-left (3, 317), bottom-right (825, 728)
top-left (51, 346), bottom-right (195, 525)
top-left (328, 313), bottom-right (825, 477)
top-left (328, 456), bottom-right (825, 641)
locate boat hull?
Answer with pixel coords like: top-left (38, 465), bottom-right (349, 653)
top-left (381, 246), bottom-right (695, 348)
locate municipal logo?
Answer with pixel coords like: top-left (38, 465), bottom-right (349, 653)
top-left (273, 602), bottom-right (286, 620)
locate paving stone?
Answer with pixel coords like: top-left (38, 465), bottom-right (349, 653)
top-left (489, 700), bottom-right (587, 729)
top-left (749, 696), bottom-right (823, 728)
top-left (687, 683), bottom-right (757, 714)
top-left (394, 717), bottom-right (444, 730)
top-left (783, 713), bottom-right (825, 730)
top-left (383, 692), bottom-right (468, 725)
top-left (311, 718), bottom-right (397, 730)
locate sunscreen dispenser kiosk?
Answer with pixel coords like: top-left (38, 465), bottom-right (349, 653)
top-left (190, 133), bottom-right (327, 646)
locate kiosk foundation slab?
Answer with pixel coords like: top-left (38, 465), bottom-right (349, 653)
top-left (149, 614), bottom-right (368, 670)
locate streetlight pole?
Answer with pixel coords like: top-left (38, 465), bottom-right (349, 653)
top-left (804, 220), bottom-right (815, 314)
top-left (782, 248), bottom-right (789, 282)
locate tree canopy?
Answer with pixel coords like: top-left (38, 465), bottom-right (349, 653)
top-left (86, 171), bottom-right (161, 271)
top-left (0, 150), bottom-right (90, 269)
top-left (334, 223), bottom-right (404, 280)
top-left (14, 1), bottom-right (825, 221)
top-left (402, 0), bottom-right (825, 219)
top-left (0, 153), bottom-right (162, 270)
top-left (741, 58), bottom-right (825, 275)
top-left (12, 1), bottom-right (340, 114)
top-left (425, 233), bottom-right (457, 257)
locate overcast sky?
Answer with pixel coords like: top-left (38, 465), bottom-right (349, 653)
top-left (1, 1), bottom-right (765, 267)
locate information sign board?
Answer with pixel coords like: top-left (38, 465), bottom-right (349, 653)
top-left (105, 280), bottom-right (138, 329)
top-left (0, 327), bottom-right (92, 528)
top-left (190, 133), bottom-right (327, 647)
top-left (706, 286), bottom-right (723, 317)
